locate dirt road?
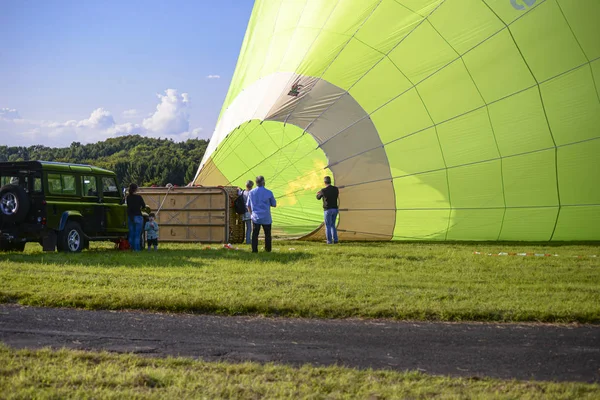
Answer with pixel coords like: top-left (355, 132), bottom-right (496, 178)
top-left (1, 304), bottom-right (598, 382)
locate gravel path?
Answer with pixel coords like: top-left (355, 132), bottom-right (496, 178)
top-left (1, 304), bottom-right (598, 382)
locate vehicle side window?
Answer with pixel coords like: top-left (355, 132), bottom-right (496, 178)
top-left (47, 173), bottom-right (78, 196)
top-left (1, 175), bottom-right (34, 193)
top-left (102, 177), bottom-right (120, 198)
top-left (33, 176), bottom-right (42, 193)
top-left (1, 176), bottom-right (20, 187)
top-left (82, 176), bottom-right (98, 197)
top-left (47, 174), bottom-right (62, 195)
top-left (62, 175), bottom-right (76, 195)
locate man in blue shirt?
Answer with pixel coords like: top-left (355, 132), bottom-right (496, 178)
top-left (246, 175), bottom-right (277, 253)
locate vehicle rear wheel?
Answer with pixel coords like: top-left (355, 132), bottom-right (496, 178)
top-left (0, 241), bottom-right (26, 252)
top-left (11, 242), bottom-right (26, 252)
top-left (0, 185), bottom-right (30, 224)
top-left (12, 242), bottom-right (25, 252)
top-left (0, 240), bottom-right (11, 252)
top-left (59, 221), bottom-right (86, 253)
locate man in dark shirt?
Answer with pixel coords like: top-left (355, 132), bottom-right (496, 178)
top-left (316, 176), bottom-right (339, 244)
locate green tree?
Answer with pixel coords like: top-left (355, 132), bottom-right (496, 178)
top-left (0, 136), bottom-right (208, 188)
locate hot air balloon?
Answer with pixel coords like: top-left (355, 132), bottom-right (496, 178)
top-left (194, 0), bottom-right (600, 241)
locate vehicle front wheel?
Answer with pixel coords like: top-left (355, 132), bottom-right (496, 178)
top-left (59, 221), bottom-right (86, 253)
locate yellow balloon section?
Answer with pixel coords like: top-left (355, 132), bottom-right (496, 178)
top-left (197, 120), bottom-right (332, 237)
top-left (194, 0), bottom-right (600, 241)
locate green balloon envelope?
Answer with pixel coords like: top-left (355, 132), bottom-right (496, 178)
top-left (194, 0), bottom-right (600, 241)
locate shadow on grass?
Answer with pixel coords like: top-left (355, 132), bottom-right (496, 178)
top-left (0, 248), bottom-right (314, 268)
top-left (341, 252), bottom-right (435, 262)
top-left (306, 240), bottom-right (600, 249)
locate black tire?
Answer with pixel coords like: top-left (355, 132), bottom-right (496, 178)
top-left (0, 240), bottom-right (11, 252)
top-left (58, 221), bottom-right (85, 253)
top-left (56, 234), bottom-right (64, 252)
top-left (0, 185), bottom-right (30, 224)
top-left (11, 242), bottom-right (25, 252)
top-left (0, 241), bottom-right (26, 252)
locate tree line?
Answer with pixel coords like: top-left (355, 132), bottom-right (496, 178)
top-left (0, 135), bottom-right (209, 188)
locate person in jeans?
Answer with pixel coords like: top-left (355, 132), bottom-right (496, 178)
top-left (126, 183), bottom-right (146, 251)
top-left (238, 180), bottom-right (254, 244)
top-left (246, 175), bottom-right (276, 253)
top-left (316, 176), bottom-right (339, 244)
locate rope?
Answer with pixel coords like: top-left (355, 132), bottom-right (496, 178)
top-left (155, 183), bottom-right (174, 216)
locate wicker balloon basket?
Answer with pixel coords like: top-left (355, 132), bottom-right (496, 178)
top-left (223, 186), bottom-right (245, 244)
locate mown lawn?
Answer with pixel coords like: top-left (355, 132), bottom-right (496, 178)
top-left (0, 241), bottom-right (598, 322)
top-left (1, 345), bottom-right (598, 399)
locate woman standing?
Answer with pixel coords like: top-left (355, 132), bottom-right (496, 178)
top-left (126, 183), bottom-right (146, 251)
top-left (239, 180), bottom-right (254, 245)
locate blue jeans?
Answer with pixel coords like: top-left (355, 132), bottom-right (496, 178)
top-left (324, 209), bottom-right (339, 244)
top-left (245, 219), bottom-right (252, 244)
top-left (128, 216), bottom-right (144, 251)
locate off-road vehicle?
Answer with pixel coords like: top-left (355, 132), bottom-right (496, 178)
top-left (0, 161), bottom-right (131, 252)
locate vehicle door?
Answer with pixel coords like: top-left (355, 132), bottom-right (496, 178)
top-left (44, 172), bottom-right (79, 230)
top-left (81, 175), bottom-right (104, 235)
top-left (29, 171), bottom-right (45, 224)
top-left (100, 176), bottom-right (127, 235)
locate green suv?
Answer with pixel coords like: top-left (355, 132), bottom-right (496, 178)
top-left (0, 161), bottom-right (129, 252)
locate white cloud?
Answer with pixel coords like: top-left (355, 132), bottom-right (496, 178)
top-left (43, 120), bottom-right (77, 129)
top-left (0, 109), bottom-right (116, 146)
top-left (0, 108), bottom-right (21, 120)
top-left (1, 89), bottom-right (204, 147)
top-left (206, 75), bottom-right (221, 79)
top-left (122, 109), bottom-right (139, 118)
top-left (142, 89), bottom-right (190, 136)
top-left (19, 127), bottom-right (41, 141)
top-left (171, 127), bottom-right (203, 142)
top-left (77, 108), bottom-right (116, 129)
top-left (109, 122), bottom-right (145, 136)
top-left (37, 108), bottom-right (115, 131)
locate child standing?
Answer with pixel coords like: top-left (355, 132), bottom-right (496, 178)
top-left (145, 213), bottom-right (159, 251)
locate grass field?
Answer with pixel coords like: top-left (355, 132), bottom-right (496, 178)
top-left (1, 241), bottom-right (598, 323)
top-left (1, 345), bottom-right (598, 399)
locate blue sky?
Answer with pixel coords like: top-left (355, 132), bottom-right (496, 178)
top-left (0, 0), bottom-right (255, 147)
